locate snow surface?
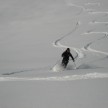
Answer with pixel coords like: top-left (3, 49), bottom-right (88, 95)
top-left (0, 0), bottom-right (108, 108)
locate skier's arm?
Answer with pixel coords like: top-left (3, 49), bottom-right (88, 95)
top-left (70, 53), bottom-right (75, 62)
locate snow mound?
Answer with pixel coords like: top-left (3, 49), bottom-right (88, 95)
top-left (52, 63), bottom-right (65, 72)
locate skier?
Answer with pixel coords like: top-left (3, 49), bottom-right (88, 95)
top-left (61, 48), bottom-right (75, 68)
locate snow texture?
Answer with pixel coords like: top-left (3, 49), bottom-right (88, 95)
top-left (0, 0), bottom-right (108, 108)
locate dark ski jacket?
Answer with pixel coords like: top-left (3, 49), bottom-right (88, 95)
top-left (62, 51), bottom-right (75, 62)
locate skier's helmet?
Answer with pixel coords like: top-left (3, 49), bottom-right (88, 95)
top-left (67, 48), bottom-right (70, 52)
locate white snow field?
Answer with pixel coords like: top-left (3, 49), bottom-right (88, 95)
top-left (0, 0), bottom-right (108, 108)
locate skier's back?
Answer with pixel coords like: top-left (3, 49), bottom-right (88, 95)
top-left (61, 48), bottom-right (75, 68)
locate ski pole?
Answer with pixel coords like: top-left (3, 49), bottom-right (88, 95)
top-left (73, 62), bottom-right (77, 69)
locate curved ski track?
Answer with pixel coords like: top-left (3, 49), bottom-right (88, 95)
top-left (1, 1), bottom-right (108, 81)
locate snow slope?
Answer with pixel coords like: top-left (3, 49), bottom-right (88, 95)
top-left (0, 0), bottom-right (108, 108)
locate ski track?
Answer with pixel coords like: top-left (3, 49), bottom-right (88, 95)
top-left (52, 1), bottom-right (108, 79)
top-left (2, 69), bottom-right (36, 76)
top-left (89, 11), bottom-right (108, 14)
top-left (0, 72), bottom-right (108, 81)
top-left (84, 3), bottom-right (100, 6)
top-left (82, 32), bottom-right (108, 55)
top-left (53, 21), bottom-right (84, 59)
top-left (53, 2), bottom-right (108, 58)
top-left (2, 66), bottom-right (50, 76)
top-left (65, 1), bottom-right (101, 14)
top-left (68, 2), bottom-right (108, 56)
top-left (89, 21), bottom-right (108, 24)
top-left (2, 1), bottom-right (108, 81)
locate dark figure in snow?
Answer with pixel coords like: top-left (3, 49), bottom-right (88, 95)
top-left (61, 48), bottom-right (75, 68)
